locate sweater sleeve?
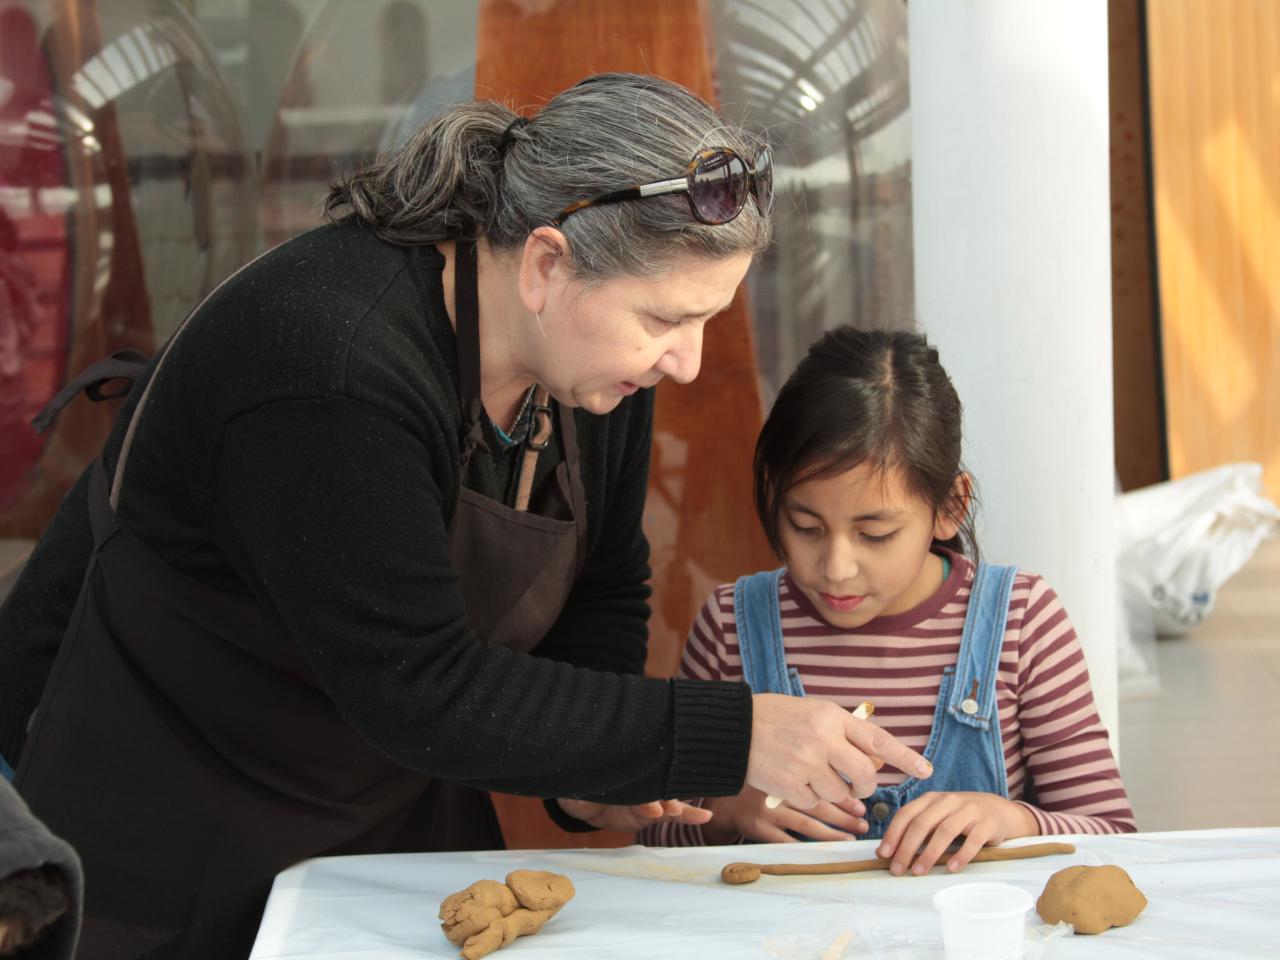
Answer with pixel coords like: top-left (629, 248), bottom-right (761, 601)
top-left (0, 466), bottom-right (95, 767)
top-left (1013, 578), bottom-right (1137, 835)
top-left (207, 396), bottom-right (750, 804)
top-left (638, 588), bottom-right (739, 846)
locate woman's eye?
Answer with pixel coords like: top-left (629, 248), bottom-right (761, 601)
top-left (647, 314), bottom-right (681, 329)
top-left (862, 531), bottom-right (898, 544)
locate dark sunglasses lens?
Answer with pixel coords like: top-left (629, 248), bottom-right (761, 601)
top-left (754, 147), bottom-right (774, 214)
top-left (690, 152), bottom-right (748, 224)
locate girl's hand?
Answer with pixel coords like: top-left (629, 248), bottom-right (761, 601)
top-left (876, 791), bottom-right (1040, 875)
top-left (703, 785), bottom-right (868, 845)
top-left (555, 798), bottom-right (712, 832)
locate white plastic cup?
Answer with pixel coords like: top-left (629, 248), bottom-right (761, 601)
top-left (932, 882), bottom-right (1032, 960)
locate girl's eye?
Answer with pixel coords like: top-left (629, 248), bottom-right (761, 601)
top-left (650, 314), bottom-right (682, 329)
top-left (787, 518), bottom-right (821, 538)
top-left (862, 531), bottom-right (898, 545)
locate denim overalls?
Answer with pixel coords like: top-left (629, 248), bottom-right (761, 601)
top-left (733, 560), bottom-right (1018, 840)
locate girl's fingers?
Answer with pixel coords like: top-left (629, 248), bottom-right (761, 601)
top-left (910, 811), bottom-right (977, 875)
top-left (888, 801), bottom-right (954, 875)
top-left (675, 805), bottom-right (713, 825)
top-left (754, 822), bottom-right (802, 844)
top-left (947, 827), bottom-right (994, 873)
top-left (835, 796), bottom-right (867, 818)
top-left (807, 800), bottom-right (863, 833)
top-left (878, 793), bottom-right (935, 858)
top-left (777, 810), bottom-right (857, 843)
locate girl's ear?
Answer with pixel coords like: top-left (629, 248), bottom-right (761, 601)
top-left (933, 472), bottom-right (972, 541)
top-left (517, 226), bottom-right (572, 314)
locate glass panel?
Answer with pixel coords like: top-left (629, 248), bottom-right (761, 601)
top-left (0, 0), bottom-right (253, 532)
top-left (705, 0), bottom-right (913, 403)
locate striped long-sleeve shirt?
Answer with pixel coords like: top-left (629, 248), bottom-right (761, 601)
top-left (642, 551), bottom-right (1136, 845)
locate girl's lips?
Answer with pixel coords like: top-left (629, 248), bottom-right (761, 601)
top-left (820, 592), bottom-right (867, 612)
top-left (618, 381), bottom-right (640, 395)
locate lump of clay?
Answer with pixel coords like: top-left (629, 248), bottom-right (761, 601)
top-left (1036, 865), bottom-right (1147, 934)
top-left (439, 870), bottom-right (575, 960)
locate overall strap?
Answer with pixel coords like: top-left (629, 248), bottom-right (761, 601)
top-left (733, 569), bottom-right (798, 695)
top-left (949, 561), bottom-right (1018, 730)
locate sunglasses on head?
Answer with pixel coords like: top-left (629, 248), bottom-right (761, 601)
top-left (551, 146), bottom-right (774, 227)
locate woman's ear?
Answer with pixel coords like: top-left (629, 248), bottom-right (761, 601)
top-left (517, 226), bottom-right (572, 314)
top-left (933, 472), bottom-right (972, 541)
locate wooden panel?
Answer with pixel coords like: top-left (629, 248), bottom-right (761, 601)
top-left (475, 0), bottom-right (775, 849)
top-left (1147, 0), bottom-right (1280, 500)
top-left (1109, 0), bottom-right (1167, 491)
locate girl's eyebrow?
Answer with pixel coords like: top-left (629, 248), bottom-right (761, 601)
top-left (786, 501), bottom-right (904, 523)
top-left (853, 509), bottom-right (904, 522)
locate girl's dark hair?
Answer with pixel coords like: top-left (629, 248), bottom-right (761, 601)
top-left (753, 327), bottom-right (979, 561)
top-left (323, 72), bottom-right (770, 280)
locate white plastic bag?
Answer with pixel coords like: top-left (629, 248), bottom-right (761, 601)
top-left (1116, 463), bottom-right (1280, 637)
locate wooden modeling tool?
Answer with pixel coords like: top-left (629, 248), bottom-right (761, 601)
top-left (721, 841), bottom-right (1076, 884)
top-left (765, 701), bottom-right (875, 810)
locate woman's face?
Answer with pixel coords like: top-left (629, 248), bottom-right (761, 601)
top-left (536, 251), bottom-right (753, 414)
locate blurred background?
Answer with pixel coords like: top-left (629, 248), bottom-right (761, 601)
top-left (0, 0), bottom-right (1276, 845)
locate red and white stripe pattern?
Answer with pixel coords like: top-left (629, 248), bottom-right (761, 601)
top-left (645, 553), bottom-right (1136, 846)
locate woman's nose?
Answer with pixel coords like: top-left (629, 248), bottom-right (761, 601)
top-left (655, 323), bottom-right (704, 384)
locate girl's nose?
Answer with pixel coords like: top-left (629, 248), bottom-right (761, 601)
top-left (821, 538), bottom-right (859, 584)
top-left (655, 323), bottom-right (704, 384)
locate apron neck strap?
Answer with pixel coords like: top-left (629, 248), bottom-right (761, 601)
top-left (454, 239), bottom-right (483, 427)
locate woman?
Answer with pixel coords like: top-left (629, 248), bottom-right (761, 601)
top-left (0, 74), bottom-right (929, 959)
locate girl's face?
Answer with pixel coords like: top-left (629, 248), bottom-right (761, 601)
top-left (531, 249), bottom-right (753, 415)
top-left (778, 461), bottom-right (965, 629)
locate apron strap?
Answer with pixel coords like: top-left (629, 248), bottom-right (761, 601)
top-left (30, 349), bottom-right (151, 434)
top-left (454, 240), bottom-right (487, 469)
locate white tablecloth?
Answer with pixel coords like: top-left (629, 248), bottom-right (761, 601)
top-left (250, 828), bottom-right (1280, 958)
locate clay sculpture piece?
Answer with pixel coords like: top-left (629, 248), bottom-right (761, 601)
top-left (439, 870), bottom-right (575, 959)
top-left (722, 841), bottom-right (1076, 884)
top-left (1036, 864), bottom-right (1147, 934)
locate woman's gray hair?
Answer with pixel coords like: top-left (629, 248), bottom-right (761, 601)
top-left (324, 73), bottom-right (770, 280)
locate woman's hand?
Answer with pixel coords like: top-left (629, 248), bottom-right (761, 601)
top-left (555, 798), bottom-right (712, 833)
top-left (747, 694), bottom-right (933, 808)
top-left (876, 791), bottom-right (1040, 875)
top-left (702, 785), bottom-right (868, 845)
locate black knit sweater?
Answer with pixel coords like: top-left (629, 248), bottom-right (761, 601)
top-left (0, 222), bottom-right (751, 805)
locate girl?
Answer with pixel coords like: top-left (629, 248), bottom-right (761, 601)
top-left (642, 327), bottom-right (1135, 875)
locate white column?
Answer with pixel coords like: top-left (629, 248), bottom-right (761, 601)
top-left (909, 1), bottom-right (1119, 741)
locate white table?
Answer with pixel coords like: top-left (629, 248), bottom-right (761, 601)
top-left (250, 828), bottom-right (1280, 959)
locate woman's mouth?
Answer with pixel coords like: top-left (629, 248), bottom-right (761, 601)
top-left (618, 381), bottom-right (640, 395)
top-left (820, 592), bottom-right (867, 613)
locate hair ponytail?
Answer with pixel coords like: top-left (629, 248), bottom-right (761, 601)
top-left (325, 73), bottom-right (771, 280)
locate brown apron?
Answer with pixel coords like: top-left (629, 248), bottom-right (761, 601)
top-left (15, 239), bottom-right (587, 960)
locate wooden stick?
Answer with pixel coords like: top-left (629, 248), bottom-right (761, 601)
top-left (721, 841), bottom-right (1076, 884)
top-left (765, 702), bottom-right (875, 809)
